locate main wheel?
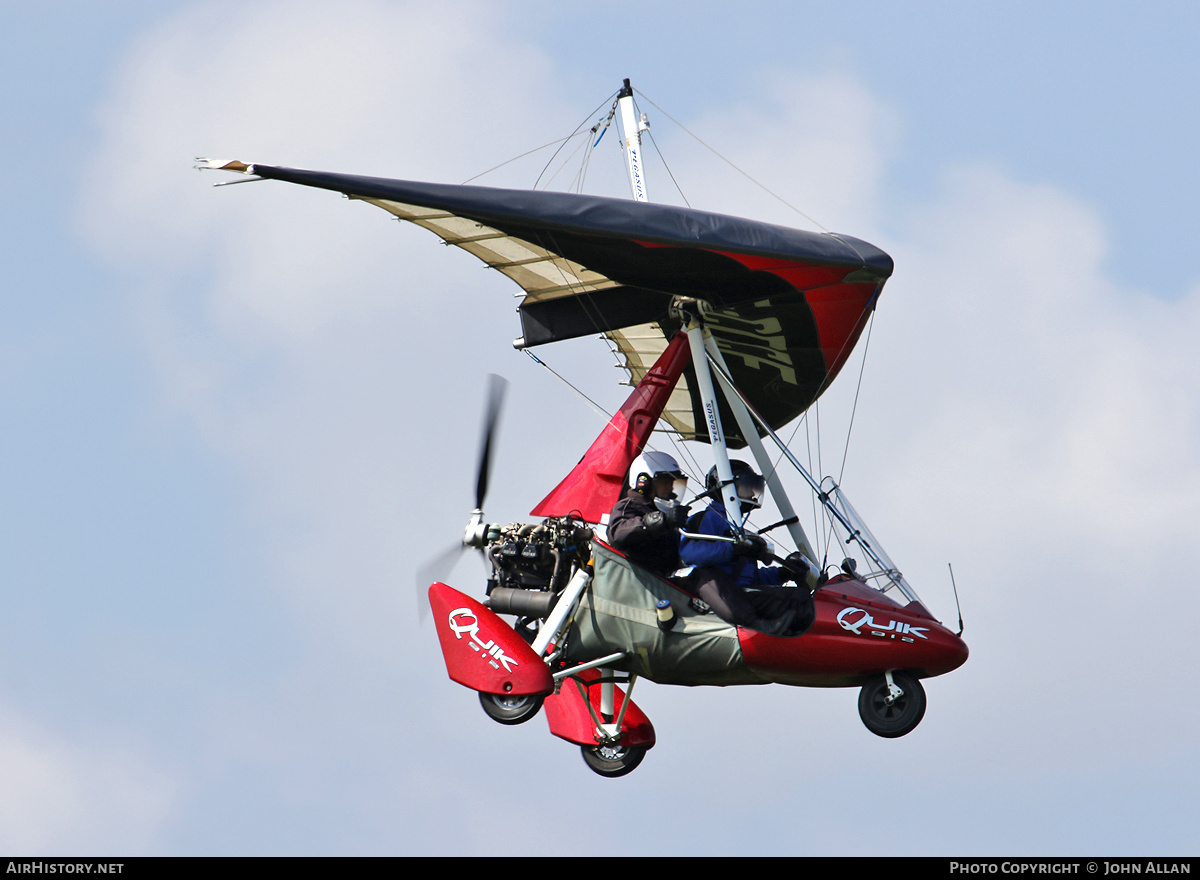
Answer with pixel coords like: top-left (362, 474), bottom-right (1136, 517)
top-left (479, 691), bottom-right (544, 726)
top-left (858, 671), bottom-right (927, 738)
top-left (580, 743), bottom-right (647, 778)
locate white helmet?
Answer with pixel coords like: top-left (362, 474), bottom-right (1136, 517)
top-left (628, 451), bottom-right (687, 500)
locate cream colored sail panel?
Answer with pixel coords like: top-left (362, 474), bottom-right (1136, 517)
top-left (605, 324), bottom-right (698, 440)
top-left (358, 195), bottom-right (619, 301)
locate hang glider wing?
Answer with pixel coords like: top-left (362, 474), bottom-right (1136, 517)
top-left (198, 160), bottom-right (893, 446)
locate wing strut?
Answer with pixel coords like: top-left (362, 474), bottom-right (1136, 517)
top-left (702, 332), bottom-right (817, 560)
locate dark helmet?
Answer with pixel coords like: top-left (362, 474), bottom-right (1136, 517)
top-left (706, 459), bottom-right (766, 510)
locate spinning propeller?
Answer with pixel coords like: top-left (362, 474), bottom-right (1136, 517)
top-left (415, 374), bottom-right (508, 621)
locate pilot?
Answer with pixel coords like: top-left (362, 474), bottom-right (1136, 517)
top-left (606, 451), bottom-right (689, 577)
top-left (679, 460), bottom-right (816, 638)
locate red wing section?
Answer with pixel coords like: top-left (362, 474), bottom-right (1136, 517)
top-left (428, 583), bottom-right (554, 696)
top-left (712, 250), bottom-right (880, 384)
top-left (531, 331), bottom-right (691, 521)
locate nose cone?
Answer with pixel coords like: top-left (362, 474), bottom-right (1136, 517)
top-left (927, 629), bottom-right (969, 677)
top-left (738, 585), bottom-right (971, 687)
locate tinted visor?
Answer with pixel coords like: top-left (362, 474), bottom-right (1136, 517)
top-left (734, 472), bottom-right (766, 509)
top-left (652, 472), bottom-right (687, 500)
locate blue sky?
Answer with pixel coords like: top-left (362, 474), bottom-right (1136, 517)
top-left (2, 0), bottom-right (1198, 855)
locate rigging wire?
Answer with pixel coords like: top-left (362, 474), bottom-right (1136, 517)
top-left (632, 88), bottom-right (832, 235)
top-left (573, 131), bottom-right (596, 193)
top-left (519, 104), bottom-right (704, 482)
top-left (807, 413), bottom-right (825, 563)
top-left (644, 128), bottom-right (691, 208)
top-left (625, 92), bottom-right (692, 208)
top-left (664, 435), bottom-right (707, 495)
top-left (521, 347), bottom-right (706, 490)
top-left (572, 100), bottom-right (616, 194)
top-left (535, 91), bottom-right (619, 191)
top-left (837, 310), bottom-right (875, 484)
top-left (461, 132), bottom-right (585, 185)
top-left (522, 349), bottom-right (613, 422)
top-left (462, 92), bottom-right (618, 188)
top-left (542, 133), bottom-right (593, 192)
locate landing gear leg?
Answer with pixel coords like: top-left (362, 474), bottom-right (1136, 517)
top-left (858, 671), bottom-right (927, 738)
top-left (576, 668), bottom-right (649, 778)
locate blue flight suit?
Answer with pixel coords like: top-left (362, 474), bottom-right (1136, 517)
top-left (679, 502), bottom-right (814, 638)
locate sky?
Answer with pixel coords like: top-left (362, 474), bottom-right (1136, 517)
top-left (2, 0), bottom-right (1199, 856)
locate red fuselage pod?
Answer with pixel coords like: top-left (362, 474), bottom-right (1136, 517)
top-left (428, 583), bottom-right (554, 697)
top-left (543, 667), bottom-right (655, 748)
top-left (737, 577), bottom-right (969, 688)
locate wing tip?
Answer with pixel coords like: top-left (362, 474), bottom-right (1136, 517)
top-left (194, 157), bottom-right (257, 175)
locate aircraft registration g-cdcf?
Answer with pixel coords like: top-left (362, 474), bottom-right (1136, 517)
top-left (200, 80), bottom-right (968, 778)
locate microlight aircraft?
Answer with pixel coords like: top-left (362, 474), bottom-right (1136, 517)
top-left (200, 80), bottom-right (968, 777)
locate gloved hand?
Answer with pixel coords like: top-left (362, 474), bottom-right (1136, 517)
top-left (783, 552), bottom-right (829, 590)
top-left (732, 534), bottom-right (772, 562)
top-left (642, 510), bottom-right (666, 533)
top-left (782, 551), bottom-right (810, 578)
top-left (653, 499), bottom-right (690, 528)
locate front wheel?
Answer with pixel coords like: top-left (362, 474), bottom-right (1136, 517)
top-left (479, 691), bottom-right (544, 726)
top-left (858, 672), bottom-right (926, 738)
top-left (580, 743), bottom-right (647, 778)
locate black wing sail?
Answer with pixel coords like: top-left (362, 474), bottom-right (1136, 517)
top-left (201, 162), bottom-right (893, 445)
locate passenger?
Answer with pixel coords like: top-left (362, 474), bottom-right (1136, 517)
top-left (679, 460), bottom-right (816, 638)
top-left (606, 452), bottom-right (689, 577)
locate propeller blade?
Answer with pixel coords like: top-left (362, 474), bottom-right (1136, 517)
top-left (417, 374), bottom-right (507, 626)
top-left (415, 542), bottom-right (469, 623)
top-left (474, 374), bottom-right (508, 512)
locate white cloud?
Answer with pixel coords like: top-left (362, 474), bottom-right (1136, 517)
top-left (861, 162), bottom-right (1200, 557)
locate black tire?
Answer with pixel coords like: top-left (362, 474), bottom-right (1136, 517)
top-left (580, 743), bottom-right (647, 778)
top-left (478, 691), bottom-right (544, 726)
top-left (858, 672), bottom-right (927, 738)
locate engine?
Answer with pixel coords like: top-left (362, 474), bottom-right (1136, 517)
top-left (482, 516), bottom-right (593, 619)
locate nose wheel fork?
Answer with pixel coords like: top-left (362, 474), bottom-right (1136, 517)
top-left (858, 670), bottom-right (927, 738)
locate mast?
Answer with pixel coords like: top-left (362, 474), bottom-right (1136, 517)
top-left (617, 79), bottom-right (778, 539)
top-left (617, 80), bottom-right (743, 530)
top-left (617, 79), bottom-right (649, 203)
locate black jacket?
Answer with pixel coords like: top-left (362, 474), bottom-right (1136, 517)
top-left (606, 492), bottom-right (682, 577)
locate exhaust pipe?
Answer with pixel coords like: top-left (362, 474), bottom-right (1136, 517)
top-left (486, 587), bottom-right (557, 618)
